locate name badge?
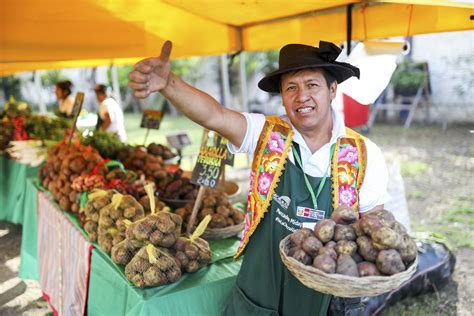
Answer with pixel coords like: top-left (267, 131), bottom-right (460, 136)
top-left (296, 206), bottom-right (325, 221)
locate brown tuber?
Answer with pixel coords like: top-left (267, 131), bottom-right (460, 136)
top-left (318, 246), bottom-right (338, 261)
top-left (335, 240), bottom-right (357, 256)
top-left (333, 224), bottom-right (356, 241)
top-left (359, 215), bottom-right (384, 236)
top-left (398, 234), bottom-right (417, 264)
top-left (331, 205), bottom-right (358, 225)
top-left (356, 236), bottom-right (379, 263)
top-left (371, 227), bottom-right (402, 251)
top-left (313, 219), bottom-right (336, 243)
top-left (357, 262), bottom-right (380, 277)
top-left (336, 254), bottom-right (359, 277)
top-left (376, 249), bottom-right (406, 275)
top-left (313, 254), bottom-right (336, 274)
top-left (291, 249), bottom-right (312, 265)
top-left (302, 236), bottom-right (323, 257)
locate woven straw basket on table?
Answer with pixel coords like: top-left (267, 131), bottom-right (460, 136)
top-left (279, 235), bottom-right (418, 297)
top-left (201, 221), bottom-right (245, 240)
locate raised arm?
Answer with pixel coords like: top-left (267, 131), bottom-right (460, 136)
top-left (128, 41), bottom-right (247, 148)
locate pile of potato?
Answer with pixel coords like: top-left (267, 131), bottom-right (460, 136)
top-left (97, 194), bottom-right (145, 253)
top-left (124, 244), bottom-right (182, 288)
top-left (160, 177), bottom-right (198, 201)
top-left (287, 206), bottom-right (417, 277)
top-left (172, 236), bottom-right (212, 273)
top-left (175, 189), bottom-right (245, 230)
top-left (110, 212), bottom-right (212, 287)
top-left (147, 143), bottom-right (177, 160)
top-left (82, 189), bottom-right (116, 242)
top-left (39, 143), bottom-right (106, 212)
top-left (119, 147), bottom-right (169, 189)
top-left (125, 212), bottom-right (182, 248)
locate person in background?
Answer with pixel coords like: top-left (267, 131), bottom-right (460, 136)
top-left (94, 84), bottom-right (127, 142)
top-left (55, 80), bottom-right (74, 118)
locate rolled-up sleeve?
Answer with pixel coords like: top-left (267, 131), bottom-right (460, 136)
top-left (359, 139), bottom-right (391, 213)
top-left (227, 113), bottom-right (265, 154)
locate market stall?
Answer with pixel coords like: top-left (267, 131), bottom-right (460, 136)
top-left (17, 178), bottom-right (243, 315)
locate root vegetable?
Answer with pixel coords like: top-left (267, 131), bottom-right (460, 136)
top-left (334, 224), bottom-right (356, 241)
top-left (313, 219), bottom-right (336, 243)
top-left (398, 234), bottom-right (417, 264)
top-left (313, 254), bottom-right (336, 273)
top-left (352, 252), bottom-right (363, 264)
top-left (291, 249), bottom-right (312, 265)
top-left (318, 246), bottom-right (337, 261)
top-left (357, 262), bottom-right (380, 277)
top-left (290, 230), bottom-right (309, 247)
top-left (376, 249), bottom-right (406, 275)
top-left (370, 209), bottom-right (395, 222)
top-left (335, 240), bottom-right (357, 256)
top-left (359, 215), bottom-right (384, 236)
top-left (336, 254), bottom-right (359, 277)
top-left (331, 205), bottom-right (358, 225)
top-left (302, 236), bottom-right (323, 257)
top-left (371, 227), bottom-right (402, 251)
top-left (351, 221), bottom-right (365, 237)
top-left (357, 236), bottom-right (379, 262)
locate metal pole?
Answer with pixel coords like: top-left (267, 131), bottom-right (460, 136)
top-left (239, 52), bottom-right (249, 113)
top-left (34, 71), bottom-right (46, 113)
top-left (220, 54), bottom-right (231, 107)
top-left (110, 64), bottom-right (122, 107)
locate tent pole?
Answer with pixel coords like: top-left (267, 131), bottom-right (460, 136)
top-left (34, 71), bottom-right (46, 114)
top-left (110, 64), bottom-right (122, 108)
top-left (346, 4), bottom-right (353, 56)
top-left (220, 54), bottom-right (231, 107)
top-left (239, 52), bottom-right (249, 113)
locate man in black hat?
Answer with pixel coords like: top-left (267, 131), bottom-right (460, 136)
top-left (129, 41), bottom-right (389, 315)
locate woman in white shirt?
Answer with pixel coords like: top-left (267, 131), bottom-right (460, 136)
top-left (55, 80), bottom-right (74, 118)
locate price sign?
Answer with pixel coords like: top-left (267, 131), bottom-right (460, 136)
top-left (216, 137), bottom-right (235, 166)
top-left (191, 143), bottom-right (227, 189)
top-left (166, 132), bottom-right (192, 150)
top-left (68, 92), bottom-right (85, 144)
top-left (140, 110), bottom-right (164, 129)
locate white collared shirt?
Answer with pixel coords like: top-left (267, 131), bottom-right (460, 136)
top-left (228, 106), bottom-right (390, 213)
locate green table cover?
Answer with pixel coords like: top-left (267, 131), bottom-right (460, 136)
top-left (18, 178), bottom-right (40, 280)
top-left (88, 249), bottom-right (241, 316)
top-left (18, 181), bottom-right (242, 314)
top-left (0, 156), bottom-right (39, 224)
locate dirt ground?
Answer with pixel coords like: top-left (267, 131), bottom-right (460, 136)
top-left (0, 122), bottom-right (473, 315)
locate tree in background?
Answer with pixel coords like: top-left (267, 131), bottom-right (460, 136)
top-left (1, 76), bottom-right (23, 104)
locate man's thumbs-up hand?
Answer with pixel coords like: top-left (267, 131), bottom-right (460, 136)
top-left (128, 40), bottom-right (173, 98)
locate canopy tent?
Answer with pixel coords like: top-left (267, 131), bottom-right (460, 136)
top-left (1, 0), bottom-right (473, 75)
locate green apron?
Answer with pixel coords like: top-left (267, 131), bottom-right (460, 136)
top-left (224, 156), bottom-right (334, 316)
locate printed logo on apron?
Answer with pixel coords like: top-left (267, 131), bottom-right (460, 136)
top-left (272, 193), bottom-right (291, 210)
top-left (296, 206), bottom-right (325, 221)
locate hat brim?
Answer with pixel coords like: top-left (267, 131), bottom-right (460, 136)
top-left (258, 63), bottom-right (358, 93)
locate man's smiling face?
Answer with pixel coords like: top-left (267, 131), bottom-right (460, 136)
top-left (280, 68), bottom-right (337, 135)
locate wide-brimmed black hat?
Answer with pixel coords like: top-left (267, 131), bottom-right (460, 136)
top-left (258, 41), bottom-right (360, 93)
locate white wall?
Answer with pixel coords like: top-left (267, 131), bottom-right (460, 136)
top-left (411, 30), bottom-right (474, 123)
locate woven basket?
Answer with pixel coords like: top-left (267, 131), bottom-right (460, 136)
top-left (279, 235), bottom-right (418, 297)
top-left (161, 198), bottom-right (193, 209)
top-left (202, 221), bottom-right (244, 240)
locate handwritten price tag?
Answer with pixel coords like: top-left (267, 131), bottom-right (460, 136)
top-left (191, 144), bottom-right (226, 188)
